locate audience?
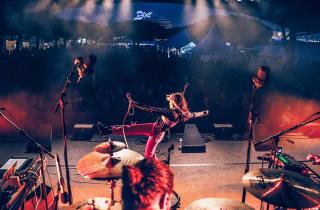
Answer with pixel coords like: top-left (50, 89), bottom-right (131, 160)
top-left (1, 45), bottom-right (320, 132)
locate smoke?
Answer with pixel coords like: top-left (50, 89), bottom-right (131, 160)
top-left (0, 91), bottom-right (60, 135)
top-left (260, 93), bottom-right (320, 132)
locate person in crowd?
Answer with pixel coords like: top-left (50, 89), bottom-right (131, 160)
top-left (122, 158), bottom-right (174, 210)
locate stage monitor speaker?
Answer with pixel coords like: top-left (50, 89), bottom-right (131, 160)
top-left (71, 123), bottom-right (96, 141)
top-left (213, 123), bottom-right (234, 140)
top-left (181, 124), bottom-right (206, 153)
top-left (26, 125), bottom-right (52, 153)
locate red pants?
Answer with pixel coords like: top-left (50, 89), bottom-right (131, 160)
top-left (112, 123), bottom-right (165, 158)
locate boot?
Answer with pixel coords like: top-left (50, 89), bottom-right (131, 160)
top-left (97, 122), bottom-right (112, 136)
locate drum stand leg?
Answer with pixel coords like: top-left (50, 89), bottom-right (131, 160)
top-left (110, 180), bottom-right (116, 205)
top-left (106, 180), bottom-right (117, 209)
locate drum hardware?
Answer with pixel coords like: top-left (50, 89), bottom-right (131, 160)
top-left (66, 197), bottom-right (122, 210)
top-left (184, 198), bottom-right (255, 210)
top-left (76, 148), bottom-right (144, 209)
top-left (94, 140), bottom-right (126, 154)
top-left (242, 168), bottom-right (320, 209)
top-left (259, 150), bottom-right (309, 176)
top-left (165, 144), bottom-right (180, 210)
top-left (77, 149), bottom-right (143, 180)
top-left (252, 111), bottom-right (320, 208)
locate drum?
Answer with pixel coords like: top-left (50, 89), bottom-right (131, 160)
top-left (66, 197), bottom-right (122, 210)
top-left (171, 191), bottom-right (180, 210)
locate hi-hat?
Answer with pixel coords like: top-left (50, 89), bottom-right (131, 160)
top-left (77, 149), bottom-right (143, 180)
top-left (242, 168), bottom-right (320, 209)
top-left (94, 141), bottom-right (126, 154)
top-left (66, 197), bottom-right (122, 210)
top-left (184, 198), bottom-right (254, 210)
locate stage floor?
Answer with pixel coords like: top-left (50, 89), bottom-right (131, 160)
top-left (0, 132), bottom-right (319, 209)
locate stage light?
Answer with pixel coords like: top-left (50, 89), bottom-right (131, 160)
top-left (118, 0), bottom-right (131, 21)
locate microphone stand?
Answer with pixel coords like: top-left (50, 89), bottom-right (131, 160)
top-left (254, 112), bottom-right (320, 148)
top-left (165, 144), bottom-right (174, 166)
top-left (0, 110), bottom-right (54, 210)
top-left (241, 84), bottom-right (257, 203)
top-left (53, 65), bottom-right (77, 205)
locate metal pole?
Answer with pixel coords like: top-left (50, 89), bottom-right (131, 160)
top-left (242, 85), bottom-right (257, 203)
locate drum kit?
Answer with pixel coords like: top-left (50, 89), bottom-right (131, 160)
top-left (242, 168), bottom-right (320, 209)
top-left (69, 140), bottom-right (141, 210)
top-left (71, 138), bottom-right (320, 210)
top-left (183, 168), bottom-right (320, 210)
top-left (71, 140), bottom-right (180, 210)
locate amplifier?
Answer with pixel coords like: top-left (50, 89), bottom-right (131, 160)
top-left (213, 124), bottom-right (234, 140)
top-left (72, 123), bottom-right (96, 141)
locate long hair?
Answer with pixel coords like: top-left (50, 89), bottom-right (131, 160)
top-left (122, 159), bottom-right (174, 210)
top-left (166, 91), bottom-right (190, 121)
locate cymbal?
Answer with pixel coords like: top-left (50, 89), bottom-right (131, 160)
top-left (77, 149), bottom-right (144, 180)
top-left (66, 197), bottom-right (121, 210)
top-left (184, 198), bottom-right (254, 210)
top-left (94, 141), bottom-right (126, 154)
top-left (242, 168), bottom-right (320, 208)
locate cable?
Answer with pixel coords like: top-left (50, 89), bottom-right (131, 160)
top-left (70, 180), bottom-right (105, 185)
top-left (121, 93), bottom-right (135, 149)
top-left (46, 166), bottom-right (56, 198)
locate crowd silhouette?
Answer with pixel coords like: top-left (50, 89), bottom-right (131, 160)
top-left (1, 44), bottom-right (320, 134)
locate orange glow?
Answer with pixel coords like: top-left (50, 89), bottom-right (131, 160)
top-left (261, 93), bottom-right (320, 134)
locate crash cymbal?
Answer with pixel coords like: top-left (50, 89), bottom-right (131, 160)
top-left (66, 197), bottom-right (121, 210)
top-left (77, 149), bottom-right (144, 180)
top-left (184, 198), bottom-right (254, 210)
top-left (242, 168), bottom-right (320, 208)
top-left (94, 141), bottom-right (126, 154)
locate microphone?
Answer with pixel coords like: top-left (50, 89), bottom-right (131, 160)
top-left (252, 66), bottom-right (270, 89)
top-left (73, 57), bottom-right (84, 66)
top-left (126, 93), bottom-right (132, 103)
top-left (55, 154), bottom-right (69, 204)
top-left (76, 55), bottom-right (97, 84)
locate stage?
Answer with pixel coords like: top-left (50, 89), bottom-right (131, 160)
top-left (0, 132), bottom-right (319, 209)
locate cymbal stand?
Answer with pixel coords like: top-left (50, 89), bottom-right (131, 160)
top-left (109, 180), bottom-right (116, 206)
top-left (106, 142), bottom-right (117, 208)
